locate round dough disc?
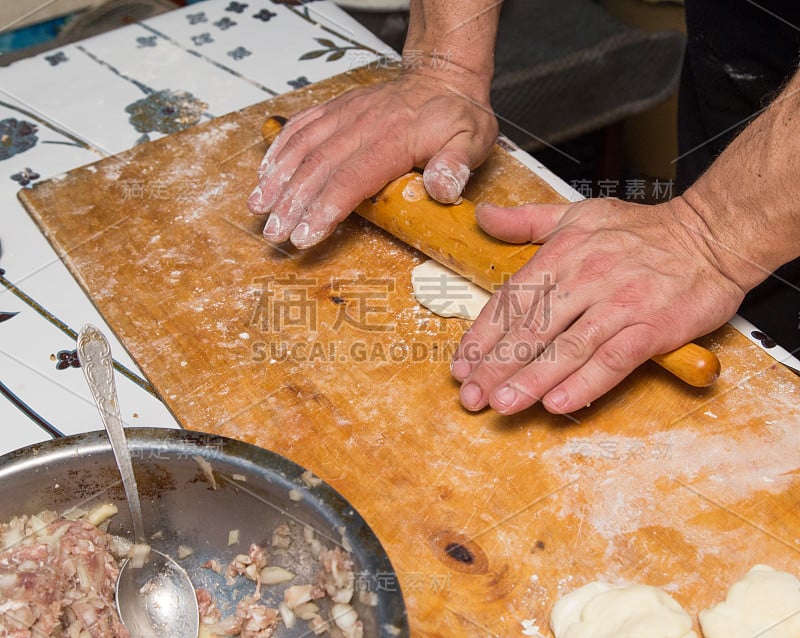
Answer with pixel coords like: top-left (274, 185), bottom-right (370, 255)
top-left (411, 259), bottom-right (490, 320)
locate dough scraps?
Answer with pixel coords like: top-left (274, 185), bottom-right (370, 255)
top-left (551, 581), bottom-right (696, 638)
top-left (699, 564), bottom-right (800, 638)
top-left (410, 259), bottom-right (490, 320)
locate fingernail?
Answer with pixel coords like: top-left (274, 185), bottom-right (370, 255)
top-left (290, 222), bottom-right (309, 245)
top-left (494, 385), bottom-right (516, 408)
top-left (546, 388), bottom-right (568, 411)
top-left (257, 159), bottom-right (273, 180)
top-left (423, 161), bottom-right (470, 204)
top-left (263, 214), bottom-right (280, 238)
top-left (248, 185), bottom-right (264, 209)
top-left (450, 357), bottom-right (471, 379)
top-left (460, 383), bottom-right (482, 409)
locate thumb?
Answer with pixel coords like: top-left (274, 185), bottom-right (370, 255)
top-left (423, 127), bottom-right (495, 204)
top-left (422, 153), bottom-right (471, 204)
top-left (475, 201), bottom-right (572, 244)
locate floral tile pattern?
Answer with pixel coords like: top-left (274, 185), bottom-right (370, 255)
top-left (0, 94), bottom-right (177, 453)
top-left (142, 1), bottom-right (395, 92)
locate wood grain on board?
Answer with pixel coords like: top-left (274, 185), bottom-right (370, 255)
top-left (19, 64), bottom-right (800, 637)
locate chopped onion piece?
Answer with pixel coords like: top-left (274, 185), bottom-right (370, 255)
top-left (193, 455), bottom-right (218, 490)
top-left (85, 503), bottom-right (118, 527)
top-left (260, 566), bottom-right (295, 585)
top-left (300, 470), bottom-right (322, 488)
top-left (309, 614), bottom-right (329, 635)
top-left (293, 601), bottom-right (319, 621)
top-left (332, 603), bottom-right (358, 630)
top-left (278, 602), bottom-right (296, 629)
top-left (288, 489), bottom-right (302, 502)
top-left (177, 545), bottom-right (193, 559)
top-left (232, 473), bottom-right (246, 482)
top-left (283, 584), bottom-right (312, 609)
top-left (272, 524), bottom-right (291, 550)
top-left (358, 590), bottom-right (379, 607)
top-left (76, 558), bottom-right (92, 592)
top-left (128, 543), bottom-right (151, 568)
top-left (332, 585), bottom-right (354, 604)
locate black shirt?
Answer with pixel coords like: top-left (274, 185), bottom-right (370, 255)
top-left (677, 0), bottom-right (800, 356)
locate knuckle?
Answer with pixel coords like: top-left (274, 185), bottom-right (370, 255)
top-left (579, 252), bottom-right (616, 282)
top-left (299, 149), bottom-right (334, 177)
top-left (458, 338), bottom-right (485, 365)
top-left (519, 312), bottom-right (549, 340)
top-left (594, 339), bottom-right (647, 375)
top-left (595, 346), bottom-right (631, 375)
top-left (284, 125), bottom-right (312, 151)
top-left (327, 164), bottom-right (366, 196)
top-left (557, 332), bottom-right (590, 362)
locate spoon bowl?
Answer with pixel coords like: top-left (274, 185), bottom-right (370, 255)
top-left (77, 324), bottom-right (199, 638)
top-left (116, 550), bottom-right (198, 638)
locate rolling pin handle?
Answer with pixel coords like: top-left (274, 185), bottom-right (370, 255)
top-left (651, 344), bottom-right (721, 387)
top-left (260, 115), bottom-right (287, 145)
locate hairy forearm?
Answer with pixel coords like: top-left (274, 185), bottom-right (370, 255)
top-left (403, 0), bottom-right (503, 94)
top-left (682, 68), bottom-right (800, 293)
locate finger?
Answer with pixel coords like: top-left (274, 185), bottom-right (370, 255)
top-left (423, 155), bottom-right (471, 204)
top-left (541, 324), bottom-right (656, 414)
top-left (290, 141), bottom-right (415, 248)
top-left (266, 124), bottom-right (369, 243)
top-left (475, 202), bottom-right (572, 244)
top-left (451, 265), bottom-right (556, 383)
top-left (458, 271), bottom-right (625, 413)
top-left (257, 107), bottom-right (321, 176)
top-left (421, 119), bottom-right (501, 203)
top-left (247, 107), bottom-right (340, 217)
top-left (461, 292), bottom-right (605, 412)
top-left (485, 311), bottom-right (623, 415)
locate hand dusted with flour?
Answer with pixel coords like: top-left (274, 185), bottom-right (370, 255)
top-left (247, 0), bottom-right (501, 248)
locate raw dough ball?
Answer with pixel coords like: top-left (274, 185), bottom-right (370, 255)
top-left (551, 581), bottom-right (696, 638)
top-left (699, 564), bottom-right (800, 638)
top-left (410, 259), bottom-right (490, 320)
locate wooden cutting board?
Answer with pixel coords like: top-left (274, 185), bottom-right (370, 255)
top-left (20, 64), bottom-right (800, 637)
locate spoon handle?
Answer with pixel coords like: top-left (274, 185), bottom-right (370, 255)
top-left (77, 324), bottom-right (145, 544)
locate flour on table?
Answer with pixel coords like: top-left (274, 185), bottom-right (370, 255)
top-left (551, 582), bottom-right (696, 638)
top-left (410, 259), bottom-right (490, 320)
top-left (699, 565), bottom-right (800, 638)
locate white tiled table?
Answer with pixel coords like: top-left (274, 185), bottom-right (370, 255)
top-left (1, 0), bottom-right (795, 458)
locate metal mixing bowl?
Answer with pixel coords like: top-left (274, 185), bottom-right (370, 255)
top-left (0, 428), bottom-right (408, 637)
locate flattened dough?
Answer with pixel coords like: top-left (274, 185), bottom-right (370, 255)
top-left (699, 565), bottom-right (800, 638)
top-left (411, 259), bottom-right (490, 320)
top-left (551, 581), bottom-right (696, 638)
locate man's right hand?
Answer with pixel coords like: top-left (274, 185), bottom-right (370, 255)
top-left (247, 67), bottom-right (498, 249)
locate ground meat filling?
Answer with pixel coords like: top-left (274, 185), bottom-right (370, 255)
top-left (0, 511), bottom-right (129, 638)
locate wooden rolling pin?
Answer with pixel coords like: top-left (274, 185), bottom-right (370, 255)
top-left (261, 117), bottom-right (721, 387)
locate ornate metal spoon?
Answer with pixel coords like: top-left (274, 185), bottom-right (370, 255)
top-left (77, 324), bottom-right (199, 638)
